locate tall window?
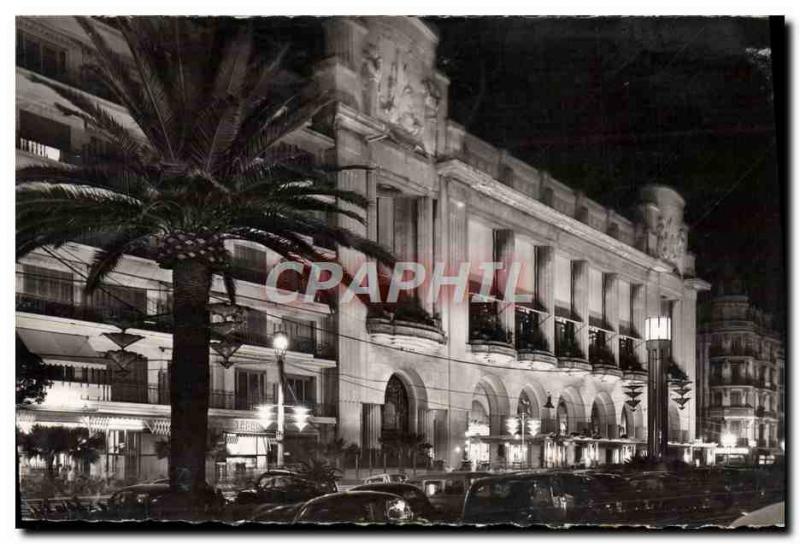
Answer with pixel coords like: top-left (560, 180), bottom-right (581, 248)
top-left (87, 284), bottom-right (147, 321)
top-left (21, 264), bottom-right (73, 304)
top-left (17, 30), bottom-right (67, 80)
top-left (618, 280), bottom-right (632, 336)
top-left (588, 267), bottom-right (604, 328)
top-left (235, 370), bottom-right (266, 410)
top-left (730, 391), bottom-right (742, 407)
top-left (239, 308), bottom-right (268, 345)
top-left (554, 254), bottom-right (572, 318)
top-left (233, 245), bottom-right (266, 271)
top-left (286, 375), bottom-right (315, 406)
top-left (232, 245), bottom-right (267, 283)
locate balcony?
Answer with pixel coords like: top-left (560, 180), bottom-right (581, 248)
top-left (229, 264), bottom-right (268, 285)
top-left (755, 406), bottom-right (778, 419)
top-left (708, 405), bottom-right (755, 418)
top-left (468, 303), bottom-right (515, 364)
top-left (708, 375), bottom-right (759, 387)
top-left (366, 300), bottom-right (445, 350)
top-left (588, 343), bottom-right (622, 379)
top-left (619, 351), bottom-right (647, 383)
top-left (16, 293), bottom-right (173, 333)
top-left (232, 329), bottom-right (329, 358)
top-left (554, 323), bottom-right (590, 373)
top-left (78, 382), bottom-right (334, 416)
top-left (709, 345), bottom-right (758, 359)
top-left (515, 309), bottom-right (556, 369)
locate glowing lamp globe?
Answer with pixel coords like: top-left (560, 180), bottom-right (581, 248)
top-left (645, 316), bottom-right (672, 341)
top-left (272, 332), bottom-right (289, 355)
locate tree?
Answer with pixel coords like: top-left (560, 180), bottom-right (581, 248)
top-left (295, 457), bottom-right (341, 492)
top-left (16, 334), bottom-right (51, 406)
top-left (19, 425), bottom-right (104, 477)
top-left (16, 17), bottom-right (394, 493)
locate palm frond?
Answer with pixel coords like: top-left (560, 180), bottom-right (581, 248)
top-left (115, 18), bottom-right (179, 160)
top-left (228, 91), bottom-right (333, 173)
top-left (27, 73), bottom-right (151, 164)
top-left (16, 164), bottom-right (158, 200)
top-left (85, 230), bottom-right (154, 293)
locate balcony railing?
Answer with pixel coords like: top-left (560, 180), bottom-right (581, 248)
top-left (232, 330), bottom-right (325, 356)
top-left (79, 382), bottom-right (334, 415)
top-left (708, 375), bottom-right (759, 387)
top-left (468, 304), bottom-right (512, 345)
top-left (709, 345), bottom-right (759, 358)
top-left (514, 309), bottom-right (549, 353)
top-left (229, 264), bottom-right (268, 285)
top-left (16, 293), bottom-right (173, 332)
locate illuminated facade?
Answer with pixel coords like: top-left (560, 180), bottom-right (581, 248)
top-left (16, 16), bottom-right (712, 481)
top-left (696, 281), bottom-right (785, 464)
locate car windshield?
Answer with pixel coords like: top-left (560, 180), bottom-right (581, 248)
top-left (300, 497), bottom-right (382, 523)
top-left (466, 478), bottom-right (553, 514)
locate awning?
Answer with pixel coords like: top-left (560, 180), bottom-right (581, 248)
top-left (17, 328), bottom-right (107, 369)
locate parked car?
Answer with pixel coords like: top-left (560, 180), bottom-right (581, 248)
top-left (350, 483), bottom-right (442, 522)
top-left (462, 473), bottom-right (567, 526)
top-left (462, 472), bottom-right (638, 526)
top-left (294, 491), bottom-right (414, 524)
top-left (361, 473), bottom-right (408, 484)
top-left (226, 472), bottom-right (330, 521)
top-left (250, 502), bottom-right (304, 523)
top-left (410, 471), bottom-right (489, 521)
top-left (95, 483), bottom-right (224, 521)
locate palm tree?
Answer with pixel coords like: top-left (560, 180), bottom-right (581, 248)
top-left (16, 17), bottom-right (394, 493)
top-left (19, 425), bottom-right (104, 478)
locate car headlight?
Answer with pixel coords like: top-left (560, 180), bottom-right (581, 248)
top-left (386, 499), bottom-right (412, 522)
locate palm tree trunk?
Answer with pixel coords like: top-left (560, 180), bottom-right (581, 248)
top-left (169, 259), bottom-right (212, 492)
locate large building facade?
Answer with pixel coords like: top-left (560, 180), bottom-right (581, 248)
top-left (696, 280), bottom-right (785, 464)
top-left (16, 16), bottom-right (711, 482)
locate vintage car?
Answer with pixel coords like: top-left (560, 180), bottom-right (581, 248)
top-left (409, 471), bottom-right (489, 521)
top-left (293, 491), bottom-right (415, 524)
top-left (349, 482), bottom-right (442, 522)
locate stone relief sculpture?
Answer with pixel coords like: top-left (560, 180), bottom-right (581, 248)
top-left (380, 48), bottom-right (424, 137)
top-left (361, 43), bottom-right (382, 115)
top-left (655, 215), bottom-right (688, 268)
top-left (422, 77), bottom-right (441, 118)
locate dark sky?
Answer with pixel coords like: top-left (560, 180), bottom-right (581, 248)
top-left (427, 16), bottom-right (784, 327)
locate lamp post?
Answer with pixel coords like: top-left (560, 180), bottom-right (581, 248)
top-left (645, 316), bottom-right (671, 461)
top-left (272, 331), bottom-right (289, 467)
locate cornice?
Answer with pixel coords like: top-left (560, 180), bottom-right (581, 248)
top-left (332, 102), bottom-right (388, 140)
top-left (437, 158), bottom-right (674, 273)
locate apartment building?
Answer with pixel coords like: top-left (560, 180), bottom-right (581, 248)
top-left (696, 279), bottom-right (785, 464)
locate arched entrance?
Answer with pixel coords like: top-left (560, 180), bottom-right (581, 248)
top-left (382, 375), bottom-right (410, 440)
top-left (556, 400), bottom-right (569, 435)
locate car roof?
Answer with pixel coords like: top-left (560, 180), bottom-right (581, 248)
top-left (351, 483), bottom-right (420, 492)
top-left (304, 490), bottom-right (402, 506)
top-left (113, 483), bottom-right (170, 493)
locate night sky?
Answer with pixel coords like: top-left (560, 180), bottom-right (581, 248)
top-left (259, 16), bottom-right (785, 328)
top-left (428, 16), bottom-right (784, 328)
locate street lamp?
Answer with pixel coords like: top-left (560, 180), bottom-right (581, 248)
top-left (273, 331), bottom-right (289, 466)
top-left (645, 315), bottom-right (671, 462)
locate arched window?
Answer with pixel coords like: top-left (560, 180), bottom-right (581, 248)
top-left (557, 401), bottom-right (569, 435)
top-left (591, 403), bottom-right (601, 436)
top-left (382, 375), bottom-right (409, 438)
